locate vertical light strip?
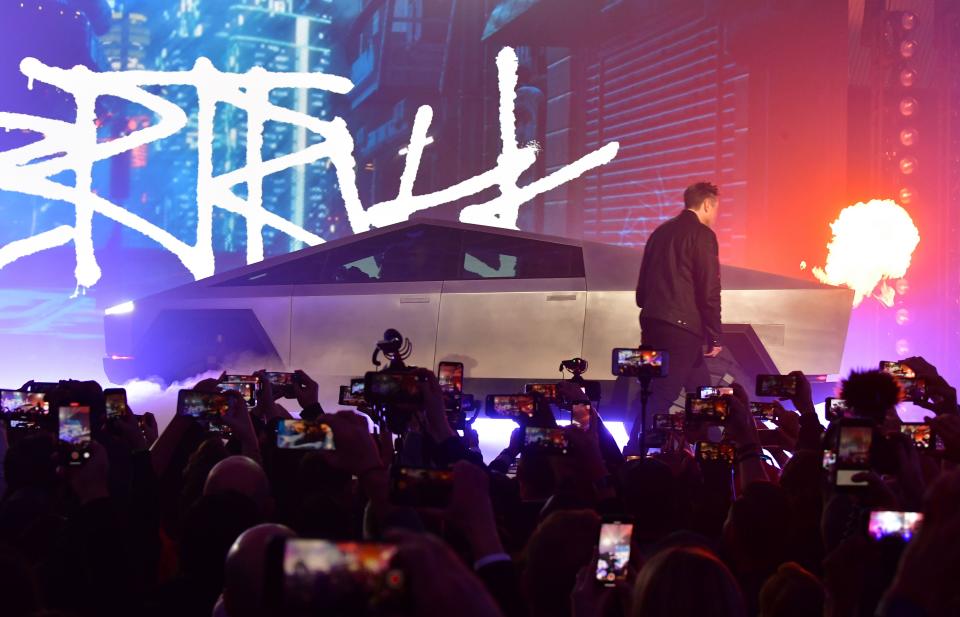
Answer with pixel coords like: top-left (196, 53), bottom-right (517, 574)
top-left (291, 15), bottom-right (310, 251)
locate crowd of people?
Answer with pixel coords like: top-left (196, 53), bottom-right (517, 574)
top-left (1, 355), bottom-right (959, 617)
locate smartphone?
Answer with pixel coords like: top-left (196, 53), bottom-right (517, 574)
top-left (104, 388), bottom-right (129, 419)
top-left (0, 389), bottom-right (50, 430)
top-left (750, 401), bottom-right (779, 421)
top-left (611, 348), bottom-right (668, 378)
top-left (437, 362), bottom-right (463, 396)
top-left (653, 413), bottom-right (683, 431)
top-left (685, 395), bottom-right (730, 422)
top-left (59, 404), bottom-right (92, 465)
top-left (522, 426), bottom-right (569, 455)
top-left (899, 422), bottom-right (933, 449)
top-left (596, 518), bottom-right (633, 586)
top-left (177, 389), bottom-right (231, 434)
top-left (389, 467), bottom-right (454, 508)
top-left (219, 374), bottom-right (259, 408)
top-left (269, 538), bottom-right (404, 615)
top-left (825, 397), bottom-right (848, 421)
top-left (525, 383), bottom-right (559, 403)
top-left (364, 371), bottom-right (423, 406)
top-left (264, 371), bottom-right (298, 399)
top-left (695, 441), bottom-right (736, 464)
top-left (756, 374), bottom-right (799, 398)
top-left (338, 385), bottom-right (365, 407)
top-left (879, 361), bottom-right (916, 379)
top-left (276, 419), bottom-right (334, 450)
top-left (699, 386), bottom-right (734, 399)
top-left (485, 394), bottom-right (536, 419)
top-left (868, 510), bottom-right (923, 541)
top-left (822, 449), bottom-right (837, 473)
top-left (835, 420), bottom-right (873, 487)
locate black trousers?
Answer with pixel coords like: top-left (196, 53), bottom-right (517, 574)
top-left (635, 317), bottom-right (711, 432)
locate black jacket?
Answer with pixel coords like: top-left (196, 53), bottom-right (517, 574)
top-left (635, 209), bottom-right (722, 346)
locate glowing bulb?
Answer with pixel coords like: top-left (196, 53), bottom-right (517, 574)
top-left (895, 339), bottom-right (910, 356)
top-left (901, 12), bottom-right (917, 31)
top-left (899, 68), bottom-right (916, 88)
top-left (895, 308), bottom-right (910, 325)
top-left (899, 157), bottom-right (917, 175)
top-left (899, 128), bottom-right (918, 147)
top-left (900, 40), bottom-right (918, 58)
top-left (899, 98), bottom-right (918, 117)
top-left (898, 187), bottom-right (915, 205)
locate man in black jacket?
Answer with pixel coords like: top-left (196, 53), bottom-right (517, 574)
top-left (630, 182), bottom-right (723, 446)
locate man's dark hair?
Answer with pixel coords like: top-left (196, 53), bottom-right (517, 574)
top-left (839, 369), bottom-right (903, 423)
top-left (684, 182), bottom-right (719, 209)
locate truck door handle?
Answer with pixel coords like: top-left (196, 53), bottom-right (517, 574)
top-left (546, 294), bottom-right (578, 301)
top-left (399, 296), bottom-right (431, 304)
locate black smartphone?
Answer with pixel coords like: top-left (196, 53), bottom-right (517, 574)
top-left (899, 422), bottom-right (933, 449)
top-left (276, 419), bottom-right (335, 450)
top-left (484, 394), bottom-right (536, 419)
top-left (653, 413), bottom-right (683, 431)
top-left (59, 404), bottom-right (92, 465)
top-left (0, 389), bottom-right (50, 430)
top-left (177, 389), bottom-right (231, 434)
top-left (879, 361), bottom-right (916, 379)
top-left (104, 388), bottom-right (129, 419)
top-left (525, 382), bottom-right (559, 403)
top-left (264, 371), bottom-right (297, 399)
top-left (750, 401), bottom-right (779, 421)
top-left (219, 374), bottom-right (259, 408)
top-left (685, 395), bottom-right (730, 422)
top-left (867, 510), bottom-right (923, 542)
top-left (338, 385), bottom-right (365, 407)
top-left (596, 518), bottom-right (633, 586)
top-left (698, 386), bottom-right (734, 399)
top-left (267, 538), bottom-right (404, 615)
top-left (437, 362), bottom-right (463, 396)
top-left (522, 426), bottom-right (569, 455)
top-left (825, 397), bottom-right (848, 421)
top-left (695, 441), bottom-right (736, 464)
top-left (364, 371), bottom-right (423, 406)
top-left (835, 420), bottom-right (873, 488)
top-left (756, 374), bottom-right (799, 398)
top-left (389, 467), bottom-right (454, 508)
top-left (611, 348), bottom-right (668, 378)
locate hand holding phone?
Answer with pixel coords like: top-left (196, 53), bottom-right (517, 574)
top-left (756, 374), bottom-right (800, 398)
top-left (695, 441), bottom-right (736, 464)
top-left (484, 394), bottom-right (535, 419)
top-left (276, 419), bottom-right (335, 450)
top-left (611, 348), bottom-right (668, 378)
top-left (59, 404), bottom-right (92, 465)
top-left (104, 388), bottom-right (129, 419)
top-left (835, 420), bottom-right (873, 488)
top-left (389, 467), bottom-right (454, 508)
top-left (522, 426), bottom-right (569, 455)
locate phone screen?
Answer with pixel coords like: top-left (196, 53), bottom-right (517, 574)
top-left (868, 511), bottom-right (923, 541)
top-left (365, 372), bottom-right (422, 405)
top-left (390, 467), bottom-right (454, 508)
top-left (825, 397), bottom-right (848, 421)
top-left (836, 425), bottom-right (872, 486)
top-left (177, 390), bottom-right (231, 434)
top-left (525, 383), bottom-right (559, 403)
top-left (750, 402), bottom-right (778, 421)
top-left (699, 386), bottom-right (734, 399)
top-left (338, 385), bottom-right (365, 407)
top-left (59, 405), bottom-right (91, 464)
top-left (219, 375), bottom-right (258, 407)
top-left (879, 361), bottom-right (916, 379)
top-left (437, 362), bottom-right (463, 395)
top-left (900, 423), bottom-right (932, 449)
top-left (1, 390), bottom-right (49, 413)
top-left (686, 396), bottom-right (730, 421)
top-left (280, 539), bottom-right (403, 613)
top-left (612, 348), bottom-right (667, 377)
top-left (276, 420), bottom-right (335, 450)
top-left (653, 413), bottom-right (683, 430)
top-left (104, 389), bottom-right (129, 419)
top-left (522, 426), bottom-right (569, 454)
top-left (696, 441), bottom-right (736, 464)
top-left (596, 521), bottom-right (633, 585)
top-left (756, 374), bottom-right (798, 398)
top-left (265, 372), bottom-right (297, 398)
top-left (485, 394), bottom-right (535, 418)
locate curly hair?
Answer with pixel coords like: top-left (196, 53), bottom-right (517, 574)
top-left (839, 369), bottom-right (903, 423)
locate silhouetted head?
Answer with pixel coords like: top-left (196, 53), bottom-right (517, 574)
top-left (522, 509), bottom-right (600, 617)
top-left (222, 523), bottom-right (296, 617)
top-left (758, 562), bottom-right (825, 617)
top-left (840, 369), bottom-right (902, 425)
top-left (632, 547), bottom-right (746, 617)
top-left (684, 181), bottom-right (720, 227)
top-left (204, 455), bottom-right (272, 517)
